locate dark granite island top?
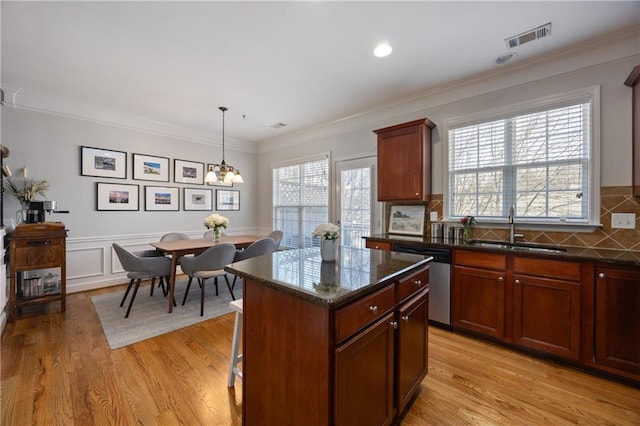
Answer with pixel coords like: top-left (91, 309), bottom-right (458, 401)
top-left (225, 246), bottom-right (432, 425)
top-left (225, 246), bottom-right (432, 309)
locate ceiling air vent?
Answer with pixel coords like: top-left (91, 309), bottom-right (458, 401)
top-left (505, 23), bottom-right (551, 49)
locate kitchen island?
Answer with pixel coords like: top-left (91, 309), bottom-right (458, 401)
top-left (225, 246), bottom-right (432, 426)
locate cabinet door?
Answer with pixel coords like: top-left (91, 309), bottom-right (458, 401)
top-left (376, 120), bottom-right (429, 201)
top-left (595, 267), bottom-right (640, 375)
top-left (335, 313), bottom-right (394, 426)
top-left (396, 289), bottom-right (429, 414)
top-left (513, 274), bottom-right (581, 360)
top-left (452, 265), bottom-right (505, 338)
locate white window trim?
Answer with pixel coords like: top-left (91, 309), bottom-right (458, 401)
top-left (442, 86), bottom-right (601, 232)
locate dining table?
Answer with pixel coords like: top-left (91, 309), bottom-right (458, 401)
top-left (150, 235), bottom-right (262, 313)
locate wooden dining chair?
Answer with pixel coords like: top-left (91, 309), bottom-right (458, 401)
top-left (180, 243), bottom-right (237, 316)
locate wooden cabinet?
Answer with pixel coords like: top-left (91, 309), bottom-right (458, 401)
top-left (452, 250), bottom-right (506, 339)
top-left (374, 118), bottom-right (435, 201)
top-left (512, 257), bottom-right (582, 360)
top-left (452, 249), bottom-right (583, 361)
top-left (9, 223), bottom-right (66, 321)
top-left (624, 65), bottom-right (640, 196)
top-left (593, 266), bottom-right (640, 378)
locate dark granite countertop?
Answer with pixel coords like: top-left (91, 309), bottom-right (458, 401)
top-left (225, 246), bottom-right (432, 308)
top-left (366, 234), bottom-right (640, 268)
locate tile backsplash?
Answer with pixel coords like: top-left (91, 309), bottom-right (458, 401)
top-left (421, 186), bottom-right (640, 253)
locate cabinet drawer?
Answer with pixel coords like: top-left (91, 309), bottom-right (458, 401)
top-left (454, 249), bottom-right (506, 271)
top-left (396, 267), bottom-right (429, 303)
top-left (365, 240), bottom-right (392, 251)
top-left (13, 239), bottom-right (63, 269)
top-left (512, 257), bottom-right (581, 282)
top-left (335, 285), bottom-right (395, 343)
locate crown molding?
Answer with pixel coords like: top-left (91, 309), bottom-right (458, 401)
top-left (1, 84), bottom-right (257, 154)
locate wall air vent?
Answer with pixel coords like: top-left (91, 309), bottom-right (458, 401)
top-left (270, 122), bottom-right (288, 129)
top-left (505, 23), bottom-right (551, 49)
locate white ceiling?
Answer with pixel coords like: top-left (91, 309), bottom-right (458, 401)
top-left (2, 1), bottom-right (639, 145)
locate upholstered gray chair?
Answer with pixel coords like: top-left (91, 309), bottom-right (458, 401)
top-left (161, 232), bottom-right (190, 242)
top-left (266, 230), bottom-right (283, 250)
top-left (112, 243), bottom-right (172, 318)
top-left (230, 238), bottom-right (277, 289)
top-left (180, 243), bottom-right (237, 316)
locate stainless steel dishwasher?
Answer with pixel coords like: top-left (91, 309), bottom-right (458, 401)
top-left (392, 243), bottom-right (451, 327)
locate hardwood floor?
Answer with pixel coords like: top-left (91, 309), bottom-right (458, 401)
top-left (2, 284), bottom-right (639, 425)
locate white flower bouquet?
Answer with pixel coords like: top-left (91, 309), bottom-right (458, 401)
top-left (204, 213), bottom-right (229, 233)
top-left (312, 223), bottom-right (340, 240)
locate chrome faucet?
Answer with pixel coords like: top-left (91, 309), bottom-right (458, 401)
top-left (508, 205), bottom-right (524, 244)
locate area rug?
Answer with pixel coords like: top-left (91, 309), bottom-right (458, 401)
top-left (91, 277), bottom-right (242, 350)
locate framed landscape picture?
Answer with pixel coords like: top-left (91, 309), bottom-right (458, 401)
top-left (174, 159), bottom-right (205, 185)
top-left (145, 186), bottom-right (179, 211)
top-left (216, 189), bottom-right (240, 211)
top-left (81, 146), bottom-right (127, 179)
top-left (184, 187), bottom-right (213, 211)
top-left (133, 153), bottom-right (170, 182)
top-left (388, 204), bottom-right (425, 236)
top-left (96, 182), bottom-right (139, 211)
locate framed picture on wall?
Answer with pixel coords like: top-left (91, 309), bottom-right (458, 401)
top-left (216, 189), bottom-right (240, 211)
top-left (96, 182), bottom-right (139, 211)
top-left (81, 146), bottom-right (127, 179)
top-left (205, 164), bottom-right (233, 187)
top-left (388, 204), bottom-right (425, 236)
top-left (133, 153), bottom-right (170, 182)
top-left (184, 188), bottom-right (213, 211)
top-left (174, 159), bottom-right (205, 185)
top-left (144, 186), bottom-right (180, 211)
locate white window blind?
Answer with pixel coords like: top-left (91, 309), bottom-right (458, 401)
top-left (273, 157), bottom-right (329, 248)
top-left (448, 99), bottom-right (592, 223)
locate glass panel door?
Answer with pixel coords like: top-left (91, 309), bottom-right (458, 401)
top-left (334, 157), bottom-right (382, 249)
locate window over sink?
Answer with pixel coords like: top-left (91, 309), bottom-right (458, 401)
top-left (445, 86), bottom-right (600, 228)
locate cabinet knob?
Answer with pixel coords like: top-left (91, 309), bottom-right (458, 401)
top-left (369, 305), bottom-right (378, 314)
top-left (414, 279), bottom-right (422, 286)
top-left (598, 272), bottom-right (606, 279)
top-left (401, 315), bottom-right (410, 323)
top-left (415, 193), bottom-right (420, 196)
top-left (391, 321), bottom-right (398, 329)
top-left (498, 277), bottom-right (504, 282)
top-left (514, 279), bottom-right (521, 285)
top-left (374, 245), bottom-right (379, 249)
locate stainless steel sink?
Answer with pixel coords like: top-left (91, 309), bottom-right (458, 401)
top-left (467, 240), bottom-right (567, 253)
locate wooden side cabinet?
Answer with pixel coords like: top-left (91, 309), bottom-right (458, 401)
top-left (9, 222), bottom-right (67, 321)
top-left (374, 118), bottom-right (436, 202)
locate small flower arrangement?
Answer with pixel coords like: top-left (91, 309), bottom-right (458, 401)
top-left (2, 165), bottom-right (49, 203)
top-left (204, 213), bottom-right (229, 239)
top-left (460, 215), bottom-right (476, 240)
top-left (312, 223), bottom-right (340, 240)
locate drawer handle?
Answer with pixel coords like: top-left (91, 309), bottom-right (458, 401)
top-left (391, 321), bottom-right (398, 329)
top-left (414, 279), bottom-right (422, 286)
top-left (27, 240), bottom-right (52, 246)
top-left (401, 315), bottom-right (410, 323)
top-left (598, 273), bottom-right (606, 279)
top-left (374, 245), bottom-right (380, 249)
top-left (369, 305), bottom-right (378, 314)
top-left (498, 277), bottom-right (504, 282)
top-left (514, 279), bottom-right (521, 285)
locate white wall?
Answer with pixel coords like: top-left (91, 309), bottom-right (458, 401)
top-left (255, 35), bottom-right (640, 230)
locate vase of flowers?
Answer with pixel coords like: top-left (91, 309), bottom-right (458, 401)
top-left (204, 213), bottom-right (229, 241)
top-left (460, 215), bottom-right (476, 242)
top-left (2, 165), bottom-right (49, 224)
top-left (313, 223), bottom-right (340, 262)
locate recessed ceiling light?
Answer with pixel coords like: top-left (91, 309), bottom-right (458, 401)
top-left (373, 43), bottom-right (392, 58)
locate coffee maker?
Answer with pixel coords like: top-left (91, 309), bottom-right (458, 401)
top-left (26, 201), bottom-right (46, 223)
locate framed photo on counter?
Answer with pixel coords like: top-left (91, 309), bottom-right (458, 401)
top-left (388, 204), bottom-right (425, 236)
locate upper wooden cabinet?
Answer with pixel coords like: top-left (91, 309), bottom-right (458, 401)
top-left (374, 118), bottom-right (436, 201)
top-left (624, 65), bottom-right (640, 196)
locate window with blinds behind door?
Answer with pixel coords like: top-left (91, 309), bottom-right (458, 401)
top-left (273, 157), bottom-right (329, 249)
top-left (448, 96), bottom-right (593, 224)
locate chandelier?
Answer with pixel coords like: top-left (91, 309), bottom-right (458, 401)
top-left (205, 106), bottom-right (244, 184)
